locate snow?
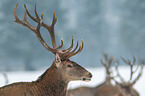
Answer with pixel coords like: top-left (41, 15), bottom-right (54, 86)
top-left (0, 66), bottom-right (144, 96)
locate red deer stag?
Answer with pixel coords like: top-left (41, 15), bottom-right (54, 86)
top-left (67, 55), bottom-right (144, 96)
top-left (0, 4), bottom-right (92, 96)
top-left (67, 54), bottom-right (118, 96)
top-left (112, 56), bottom-right (144, 96)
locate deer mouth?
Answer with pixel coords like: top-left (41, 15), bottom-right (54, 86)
top-left (82, 72), bottom-right (92, 82)
top-left (82, 78), bottom-right (91, 82)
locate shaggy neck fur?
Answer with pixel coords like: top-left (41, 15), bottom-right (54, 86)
top-left (36, 62), bottom-right (68, 96)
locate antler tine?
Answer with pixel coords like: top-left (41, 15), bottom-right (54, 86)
top-left (73, 40), bottom-right (84, 54)
top-left (23, 5), bottom-right (27, 22)
top-left (71, 40), bottom-right (79, 53)
top-left (121, 56), bottom-right (138, 82)
top-left (101, 54), bottom-right (114, 69)
top-left (65, 40), bottom-right (84, 59)
top-left (132, 55), bottom-right (136, 65)
top-left (14, 4), bottom-right (37, 33)
top-left (121, 56), bottom-right (132, 81)
top-left (130, 66), bottom-right (134, 81)
top-left (57, 38), bottom-right (64, 49)
top-left (52, 11), bottom-right (57, 26)
top-left (112, 77), bottom-right (121, 85)
top-left (100, 57), bottom-right (107, 67)
top-left (121, 56), bottom-right (130, 64)
top-left (115, 62), bottom-right (126, 83)
top-left (65, 37), bottom-right (81, 53)
top-left (48, 11), bottom-right (58, 48)
top-left (61, 36), bottom-right (74, 53)
top-left (133, 62), bottom-right (140, 73)
top-left (14, 4), bottom-right (20, 22)
top-left (14, 4), bottom-right (58, 54)
top-left (24, 4), bottom-right (38, 22)
top-left (112, 61), bottom-right (122, 86)
top-left (34, 4), bottom-right (40, 20)
top-left (130, 55), bottom-right (136, 81)
top-left (25, 4), bottom-right (61, 49)
top-left (131, 64), bottom-right (144, 85)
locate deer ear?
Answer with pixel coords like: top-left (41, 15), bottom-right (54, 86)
top-left (55, 53), bottom-right (61, 68)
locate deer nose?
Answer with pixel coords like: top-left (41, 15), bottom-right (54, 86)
top-left (89, 73), bottom-right (92, 78)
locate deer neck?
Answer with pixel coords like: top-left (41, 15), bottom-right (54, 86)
top-left (36, 62), bottom-right (68, 96)
top-left (104, 71), bottom-right (112, 85)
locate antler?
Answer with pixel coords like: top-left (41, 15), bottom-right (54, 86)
top-left (121, 55), bottom-right (144, 86)
top-left (114, 62), bottom-right (126, 83)
top-left (131, 63), bottom-right (143, 85)
top-left (113, 56), bottom-right (144, 86)
top-left (121, 55), bottom-right (137, 81)
top-left (100, 53), bottom-right (114, 75)
top-left (100, 53), bottom-right (114, 84)
top-left (14, 3), bottom-right (60, 54)
top-left (24, 4), bottom-right (58, 48)
top-left (14, 4), bottom-right (84, 60)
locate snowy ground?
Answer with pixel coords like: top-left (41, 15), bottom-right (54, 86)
top-left (0, 66), bottom-right (144, 96)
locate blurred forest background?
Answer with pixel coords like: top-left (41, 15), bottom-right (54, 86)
top-left (0, 0), bottom-right (145, 71)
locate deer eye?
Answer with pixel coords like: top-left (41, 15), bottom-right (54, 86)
top-left (67, 64), bottom-right (73, 68)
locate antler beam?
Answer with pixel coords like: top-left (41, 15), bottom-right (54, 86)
top-left (14, 4), bottom-right (84, 60)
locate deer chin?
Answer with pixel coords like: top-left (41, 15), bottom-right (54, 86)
top-left (82, 78), bottom-right (91, 82)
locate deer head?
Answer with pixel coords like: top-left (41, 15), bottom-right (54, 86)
top-left (113, 56), bottom-right (143, 96)
top-left (14, 3), bottom-right (92, 82)
top-left (67, 54), bottom-right (115, 96)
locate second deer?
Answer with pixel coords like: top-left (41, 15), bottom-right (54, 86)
top-left (112, 56), bottom-right (144, 96)
top-left (0, 4), bottom-right (92, 96)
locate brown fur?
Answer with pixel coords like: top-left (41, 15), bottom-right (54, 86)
top-left (0, 59), bottom-right (92, 96)
top-left (67, 80), bottom-right (119, 96)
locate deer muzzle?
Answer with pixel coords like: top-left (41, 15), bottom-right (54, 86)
top-left (82, 72), bottom-right (92, 82)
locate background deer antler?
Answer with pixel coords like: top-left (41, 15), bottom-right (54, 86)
top-left (113, 55), bottom-right (144, 86)
top-left (100, 53), bottom-right (114, 76)
top-left (100, 53), bottom-right (114, 84)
